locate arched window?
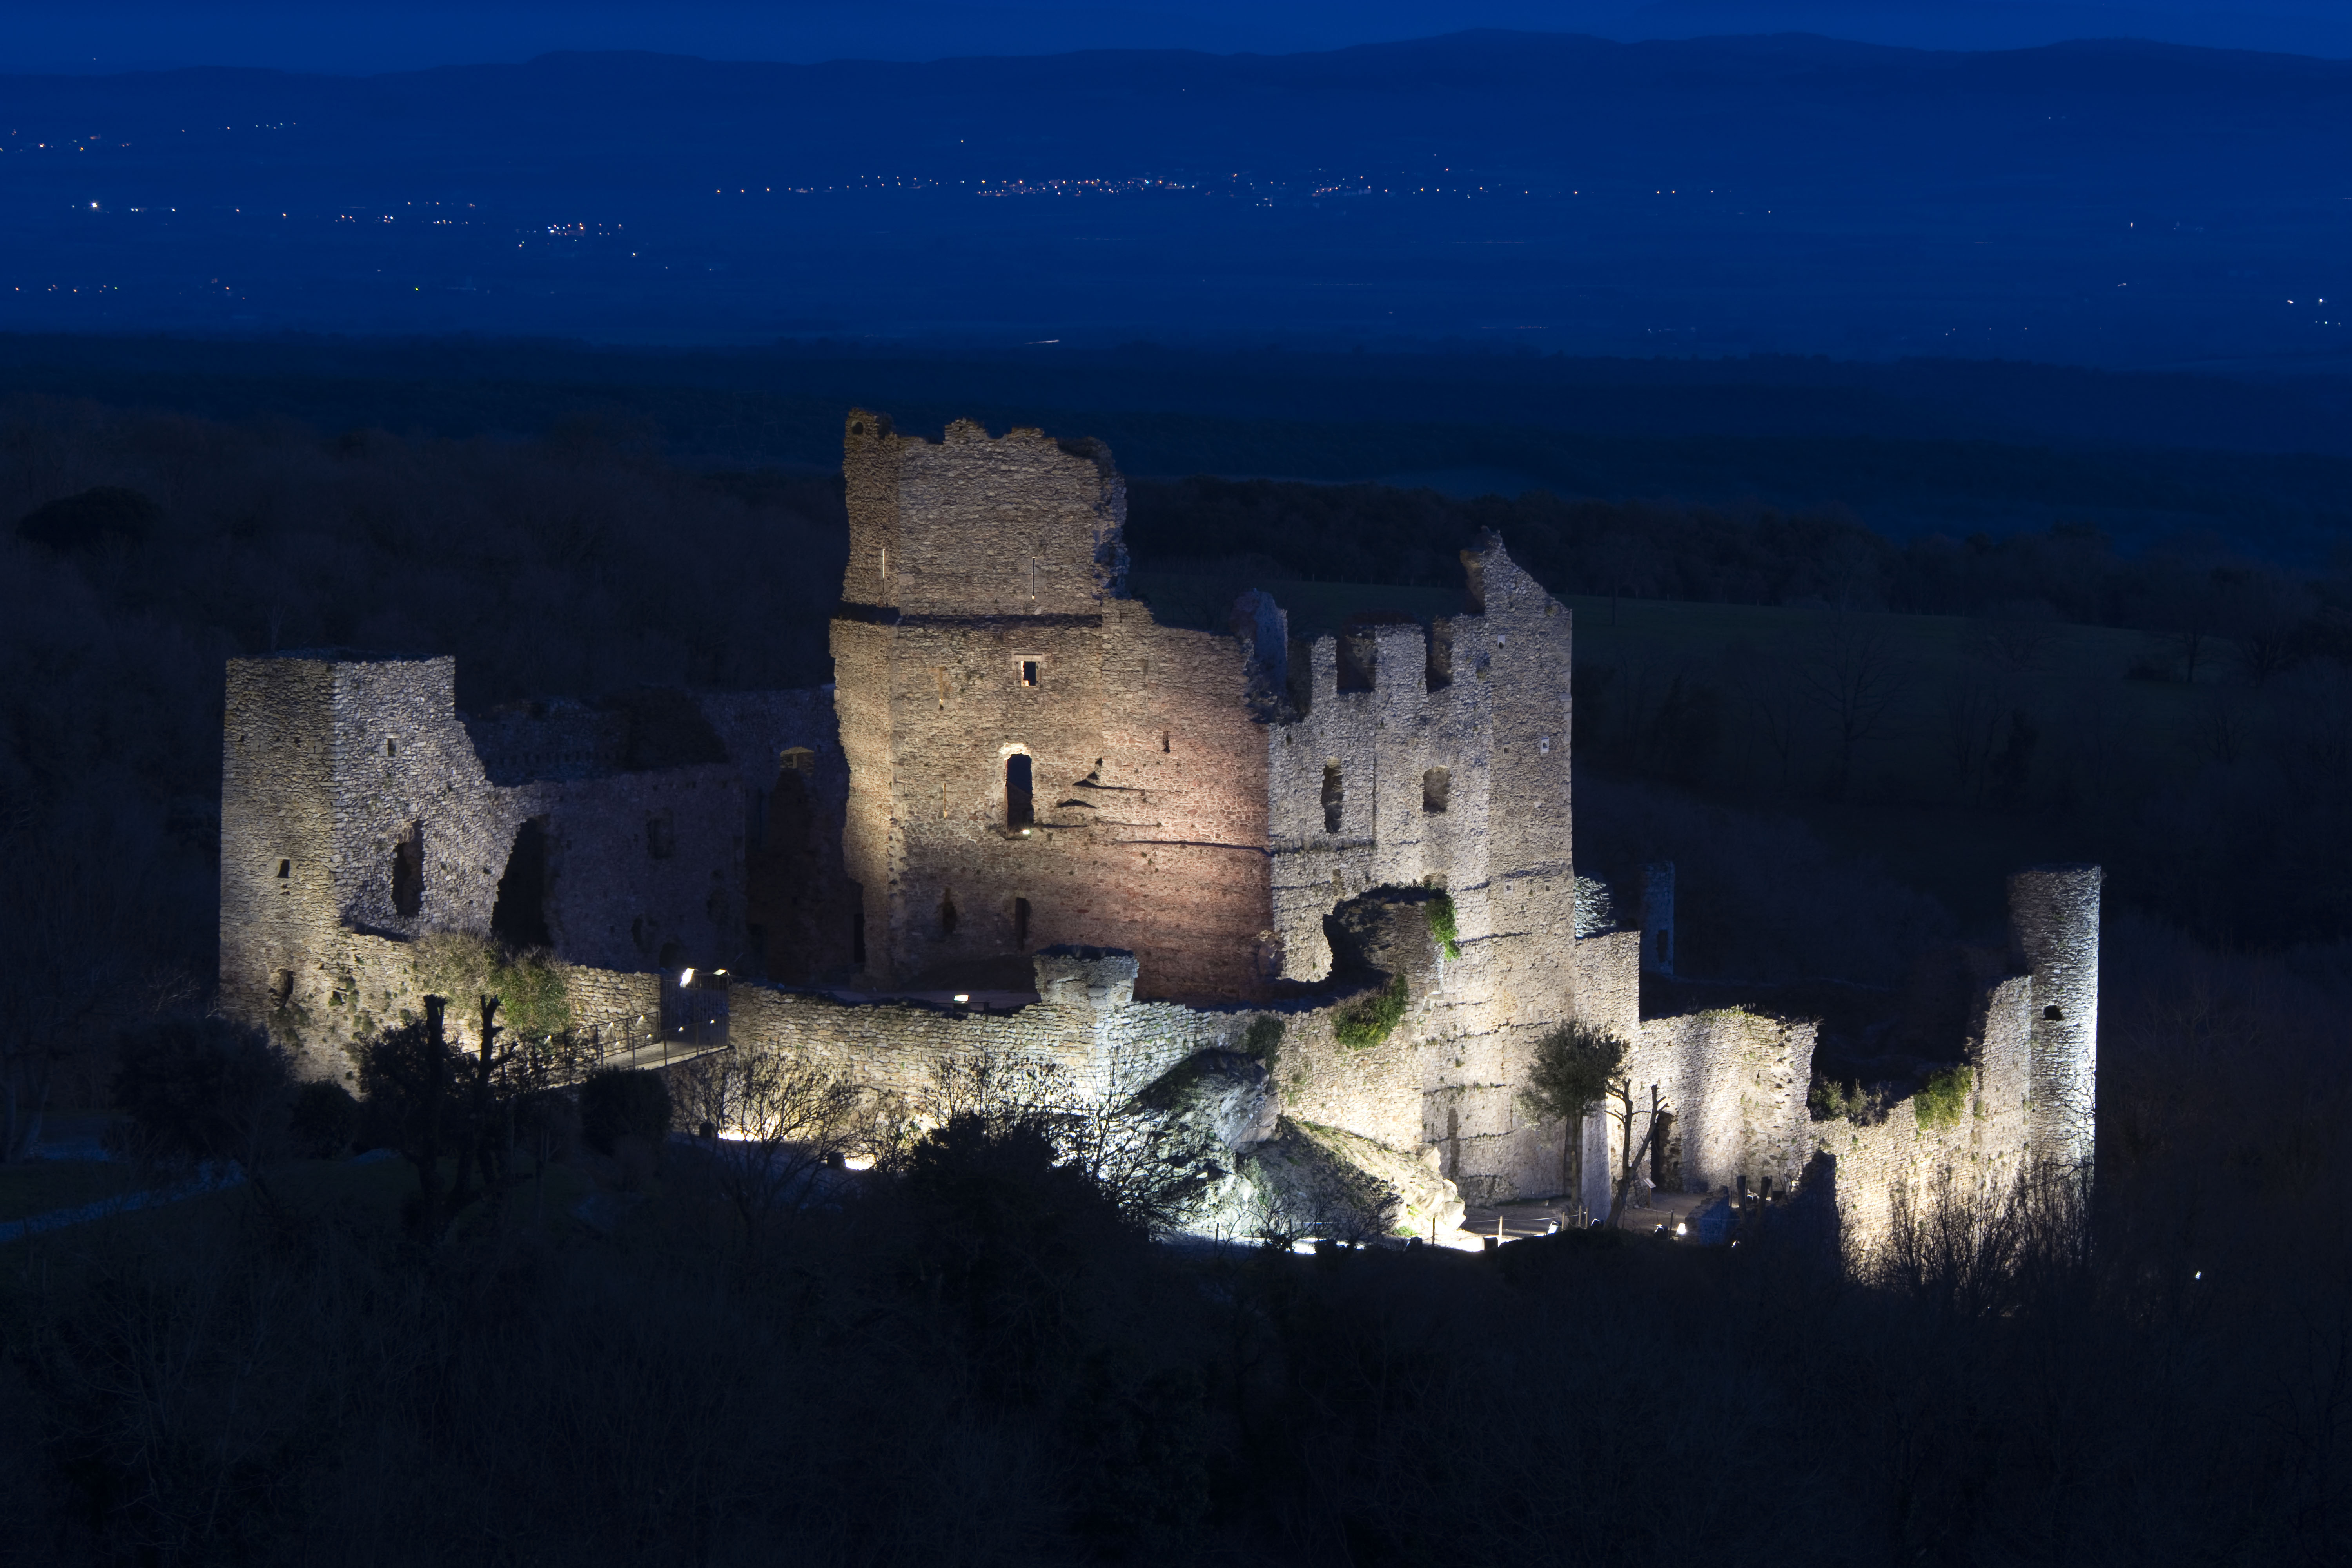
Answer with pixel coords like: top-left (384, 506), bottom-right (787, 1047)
top-left (1006, 753), bottom-right (1034, 828)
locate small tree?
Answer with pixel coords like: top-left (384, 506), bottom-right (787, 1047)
top-left (112, 1014), bottom-right (294, 1172)
top-left (579, 1066), bottom-right (672, 1156)
top-left (1519, 1022), bottom-right (1666, 1228)
top-left (354, 1000), bottom-right (470, 1243)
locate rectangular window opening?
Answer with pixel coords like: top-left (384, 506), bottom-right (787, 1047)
top-left (1006, 753), bottom-right (1034, 828)
top-left (1018, 658), bottom-right (1041, 688)
top-left (1321, 762), bottom-right (1344, 834)
top-left (1013, 896), bottom-right (1032, 949)
top-left (391, 820), bottom-right (423, 917)
top-left (1422, 766), bottom-right (1450, 814)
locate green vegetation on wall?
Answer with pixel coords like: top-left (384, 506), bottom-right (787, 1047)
top-left (1914, 1066), bottom-right (1973, 1132)
top-left (415, 934), bottom-right (573, 1042)
top-left (1423, 894), bottom-right (1461, 960)
top-left (1333, 975), bottom-right (1409, 1050)
top-left (1241, 1015), bottom-right (1286, 1059)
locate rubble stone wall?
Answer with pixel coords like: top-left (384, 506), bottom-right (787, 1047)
top-left (831, 416), bottom-right (1270, 999)
top-left (1630, 1006), bottom-right (1819, 1199)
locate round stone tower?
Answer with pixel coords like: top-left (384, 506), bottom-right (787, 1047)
top-left (2006, 864), bottom-right (2102, 1171)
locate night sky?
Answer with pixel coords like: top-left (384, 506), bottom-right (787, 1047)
top-left (2, 0), bottom-right (2348, 74)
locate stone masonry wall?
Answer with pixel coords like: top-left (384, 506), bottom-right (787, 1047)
top-left (1630, 1005), bottom-right (1819, 1199)
top-left (830, 414), bottom-right (1270, 999)
top-left (1264, 540), bottom-right (1581, 1203)
top-left (2010, 865), bottom-right (2102, 1169)
top-left (221, 653), bottom-right (837, 1065)
top-left (1818, 974), bottom-right (2036, 1254)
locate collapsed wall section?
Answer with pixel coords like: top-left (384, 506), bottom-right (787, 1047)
top-left (1630, 1005), bottom-right (1819, 1200)
top-left (1260, 539), bottom-right (1579, 1204)
top-left (221, 652), bottom-right (843, 1068)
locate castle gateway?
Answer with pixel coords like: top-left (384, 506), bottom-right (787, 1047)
top-left (221, 411), bottom-right (2096, 1239)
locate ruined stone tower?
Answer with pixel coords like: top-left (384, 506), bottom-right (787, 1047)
top-left (2008, 864), bottom-right (2102, 1170)
top-left (829, 412), bottom-right (1274, 999)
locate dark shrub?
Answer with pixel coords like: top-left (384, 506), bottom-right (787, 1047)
top-left (287, 1079), bottom-right (360, 1158)
top-left (111, 1014), bottom-right (292, 1166)
top-left (16, 485), bottom-right (161, 550)
top-left (578, 1067), bottom-right (672, 1155)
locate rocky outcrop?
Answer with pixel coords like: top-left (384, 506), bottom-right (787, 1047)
top-left (1134, 1049), bottom-right (1465, 1244)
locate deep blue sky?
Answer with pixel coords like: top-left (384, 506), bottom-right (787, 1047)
top-left (3, 0), bottom-right (2348, 74)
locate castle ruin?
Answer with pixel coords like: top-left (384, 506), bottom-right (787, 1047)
top-left (219, 411), bottom-right (2098, 1247)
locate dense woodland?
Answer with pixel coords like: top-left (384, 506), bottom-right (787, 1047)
top-left (2, 397), bottom-right (2348, 1563)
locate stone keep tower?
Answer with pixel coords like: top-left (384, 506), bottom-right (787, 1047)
top-left (828, 412), bottom-right (1274, 998)
top-left (2008, 864), bottom-right (2102, 1169)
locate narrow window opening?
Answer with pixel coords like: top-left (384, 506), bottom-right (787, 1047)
top-left (270, 969), bottom-right (294, 1007)
top-left (939, 889), bottom-right (959, 937)
top-left (385, 738), bottom-right (396, 757)
top-left (1161, 730), bottom-right (1171, 753)
top-left (1013, 896), bottom-right (1032, 949)
top-left (1650, 1112), bottom-right (1679, 1191)
top-left (646, 812), bottom-right (675, 859)
top-left (1422, 766), bottom-right (1450, 813)
top-left (277, 858), bottom-right (291, 879)
top-left (391, 821), bottom-right (423, 917)
top-left (491, 818), bottom-right (552, 949)
top-left (1321, 762), bottom-right (1344, 834)
top-left (933, 668), bottom-right (949, 710)
top-left (1019, 659), bottom-right (1040, 688)
top-left (1285, 638), bottom-right (1314, 714)
top-left (1006, 753), bottom-right (1034, 828)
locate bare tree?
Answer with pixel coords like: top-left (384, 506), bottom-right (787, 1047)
top-left (1725, 639), bottom-right (1804, 793)
top-left (1937, 671), bottom-right (2009, 804)
top-left (1963, 599), bottom-right (2061, 675)
top-left (903, 1046), bottom-right (1221, 1239)
top-left (0, 811), bottom-right (147, 1162)
top-left (669, 1045), bottom-right (867, 1252)
top-left (1791, 614), bottom-right (1907, 799)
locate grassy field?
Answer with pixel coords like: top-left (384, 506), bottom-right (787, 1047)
top-left (0, 1161), bottom-right (143, 1225)
top-left (1, 1151), bottom-right (604, 1249)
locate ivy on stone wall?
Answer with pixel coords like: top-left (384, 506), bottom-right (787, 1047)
top-left (1913, 1066), bottom-right (1973, 1131)
top-left (415, 934), bottom-right (574, 1042)
top-left (1241, 1016), bottom-right (1286, 1059)
top-left (1333, 975), bottom-right (1409, 1050)
top-left (1423, 895), bottom-right (1461, 960)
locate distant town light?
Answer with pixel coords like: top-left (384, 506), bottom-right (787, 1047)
top-left (953, 993), bottom-right (970, 1004)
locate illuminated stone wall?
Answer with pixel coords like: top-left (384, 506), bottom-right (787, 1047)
top-left (219, 652), bottom-right (835, 1073)
top-left (218, 409), bottom-right (2097, 1237)
top-left (831, 413), bottom-right (1271, 1000)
